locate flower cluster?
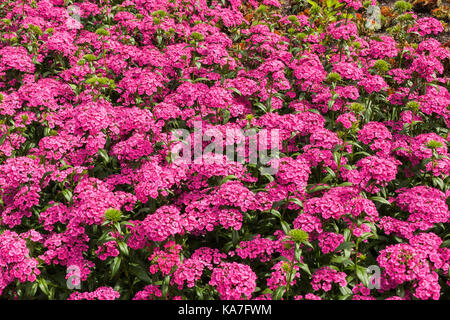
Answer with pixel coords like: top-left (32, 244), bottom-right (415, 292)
top-left (67, 287), bottom-right (120, 300)
top-left (209, 262), bottom-right (257, 300)
top-left (311, 267), bottom-right (347, 292)
top-left (0, 0), bottom-right (448, 301)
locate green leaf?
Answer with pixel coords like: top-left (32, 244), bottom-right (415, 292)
top-left (254, 102), bottom-right (267, 113)
top-left (338, 182), bottom-right (353, 187)
top-left (262, 288), bottom-right (272, 295)
top-left (303, 240), bottom-right (314, 249)
top-left (229, 87), bottom-right (242, 96)
top-left (328, 99), bottom-right (335, 109)
top-left (339, 286), bottom-right (352, 296)
top-left (262, 173), bottom-right (275, 182)
top-left (117, 241), bottom-right (129, 256)
top-left (222, 109), bottom-right (231, 124)
top-left (356, 265), bottom-right (370, 287)
top-left (324, 167), bottom-right (336, 178)
top-left (369, 197), bottom-right (391, 206)
top-left (110, 257), bottom-right (121, 278)
top-left (441, 239), bottom-right (450, 248)
top-left (322, 174), bottom-right (334, 184)
top-left (161, 275), bottom-right (170, 298)
top-left (307, 184), bottom-right (330, 193)
top-left (331, 255), bottom-right (351, 264)
top-left (432, 177), bottom-right (444, 190)
top-left (62, 189), bottom-right (73, 202)
top-left (294, 248), bottom-right (302, 262)
top-left (0, 133), bottom-right (7, 145)
top-left (39, 170), bottom-right (54, 185)
top-left (287, 197), bottom-right (303, 207)
top-left (271, 209), bottom-right (282, 219)
top-left (335, 241), bottom-right (354, 252)
top-left (280, 220), bottom-right (291, 235)
top-left (298, 262), bottom-right (311, 275)
top-left (354, 151), bottom-right (371, 157)
top-left (192, 77), bottom-right (209, 83)
top-left (98, 149), bottom-right (109, 162)
top-left (232, 229), bottom-right (239, 245)
top-left (130, 263), bottom-right (152, 283)
top-left (38, 279), bottom-right (50, 297)
top-left (220, 175), bottom-right (237, 185)
top-left (272, 286), bottom-right (285, 300)
top-left (26, 282), bottom-right (38, 297)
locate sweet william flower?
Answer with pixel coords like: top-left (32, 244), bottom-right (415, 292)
top-left (209, 262), bottom-right (257, 300)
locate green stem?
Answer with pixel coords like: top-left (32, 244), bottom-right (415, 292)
top-left (354, 238), bottom-right (360, 284)
top-left (285, 250), bottom-right (296, 299)
top-left (285, 242), bottom-right (301, 299)
top-left (408, 119), bottom-right (413, 154)
top-left (102, 40), bottom-right (108, 74)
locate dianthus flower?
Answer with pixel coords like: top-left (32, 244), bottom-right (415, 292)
top-left (0, 231), bottom-right (40, 295)
top-left (67, 287), bottom-right (120, 300)
top-left (311, 267), bottom-right (347, 292)
top-left (409, 17), bottom-right (444, 36)
top-left (209, 262), bottom-right (257, 300)
top-left (133, 285), bottom-right (162, 300)
top-left (266, 261), bottom-right (300, 291)
top-left (149, 241), bottom-right (182, 276)
top-left (318, 232), bottom-right (345, 254)
top-left (356, 156), bottom-right (400, 193)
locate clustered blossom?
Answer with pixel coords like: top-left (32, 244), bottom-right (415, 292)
top-left (67, 287), bottom-right (120, 300)
top-left (318, 232), bottom-right (345, 254)
top-left (209, 262), bottom-right (257, 300)
top-left (395, 186), bottom-right (449, 227)
top-left (173, 247), bottom-right (227, 289)
top-left (149, 241), bottom-right (183, 276)
top-left (339, 0), bottom-right (362, 10)
top-left (132, 285), bottom-right (163, 300)
top-left (234, 235), bottom-right (279, 262)
top-left (294, 293), bottom-right (322, 300)
top-left (336, 112), bottom-right (357, 129)
top-left (358, 121), bottom-right (393, 156)
top-left (95, 241), bottom-right (120, 261)
top-left (311, 267), bottom-right (347, 292)
top-left (0, 46), bottom-right (35, 73)
top-left (274, 157), bottom-right (311, 196)
top-left (0, 0), bottom-right (448, 301)
top-left (267, 261), bottom-right (301, 291)
top-left (377, 233), bottom-right (449, 300)
top-left (408, 17), bottom-right (444, 36)
top-left (130, 205), bottom-right (185, 245)
top-left (328, 21), bottom-right (358, 40)
top-left (0, 231), bottom-right (40, 295)
top-left (354, 156), bottom-right (401, 193)
top-left (352, 284), bottom-right (375, 300)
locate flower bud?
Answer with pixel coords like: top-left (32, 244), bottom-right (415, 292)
top-left (95, 28), bottom-right (110, 37)
top-left (394, 1), bottom-right (412, 13)
top-left (288, 229), bottom-right (309, 243)
top-left (104, 208), bottom-right (122, 222)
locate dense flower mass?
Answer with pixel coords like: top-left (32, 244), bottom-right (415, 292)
top-left (0, 0), bottom-right (448, 301)
top-left (209, 262), bottom-right (257, 300)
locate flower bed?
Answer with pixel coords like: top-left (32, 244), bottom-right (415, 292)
top-left (0, 0), bottom-right (449, 300)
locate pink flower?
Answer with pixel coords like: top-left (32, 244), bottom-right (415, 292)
top-left (209, 262), bottom-right (257, 300)
top-left (68, 287), bottom-right (120, 300)
top-left (311, 267), bottom-right (347, 292)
